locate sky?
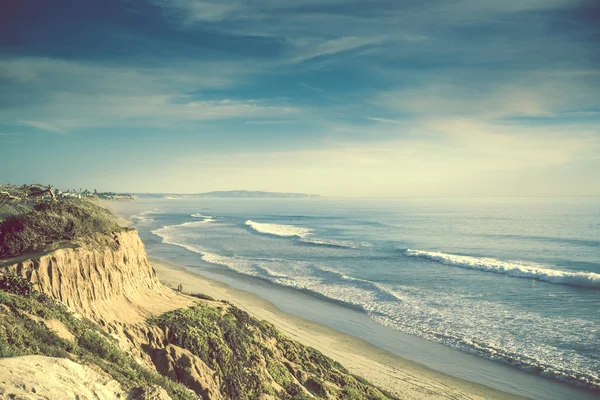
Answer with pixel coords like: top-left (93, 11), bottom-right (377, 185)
top-left (0, 0), bottom-right (599, 197)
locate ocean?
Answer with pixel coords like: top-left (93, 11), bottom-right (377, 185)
top-left (118, 197), bottom-right (599, 399)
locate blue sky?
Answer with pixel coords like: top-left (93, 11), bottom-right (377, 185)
top-left (1, 0), bottom-right (599, 196)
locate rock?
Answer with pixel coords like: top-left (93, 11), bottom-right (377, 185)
top-left (151, 344), bottom-right (223, 400)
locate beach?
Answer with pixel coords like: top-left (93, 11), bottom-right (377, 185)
top-left (118, 196), bottom-right (599, 400)
top-left (152, 258), bottom-right (522, 400)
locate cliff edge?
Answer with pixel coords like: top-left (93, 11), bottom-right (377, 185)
top-left (0, 229), bottom-right (192, 327)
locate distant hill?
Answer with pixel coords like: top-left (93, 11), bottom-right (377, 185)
top-left (136, 191), bottom-right (320, 199)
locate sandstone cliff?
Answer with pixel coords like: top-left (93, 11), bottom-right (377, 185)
top-left (0, 230), bottom-right (191, 327)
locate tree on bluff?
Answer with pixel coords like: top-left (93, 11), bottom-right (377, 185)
top-left (0, 184), bottom-right (55, 206)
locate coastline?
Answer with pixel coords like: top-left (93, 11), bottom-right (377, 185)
top-left (152, 258), bottom-right (522, 400)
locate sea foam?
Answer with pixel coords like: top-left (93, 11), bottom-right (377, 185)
top-left (404, 249), bottom-right (600, 289)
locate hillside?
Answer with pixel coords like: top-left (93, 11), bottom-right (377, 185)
top-left (0, 201), bottom-right (393, 399)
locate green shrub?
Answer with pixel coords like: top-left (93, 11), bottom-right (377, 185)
top-left (151, 304), bottom-right (396, 400)
top-left (78, 330), bottom-right (124, 364)
top-left (0, 199), bottom-right (120, 258)
top-left (152, 305), bottom-right (267, 399)
top-left (0, 273), bottom-right (36, 296)
top-left (267, 360), bottom-right (294, 388)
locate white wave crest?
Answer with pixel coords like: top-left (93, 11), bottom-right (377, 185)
top-left (131, 209), bottom-right (163, 224)
top-left (300, 238), bottom-right (361, 249)
top-left (191, 213), bottom-right (212, 219)
top-left (245, 220), bottom-right (312, 238)
top-left (151, 220), bottom-right (212, 239)
top-left (404, 249), bottom-right (600, 289)
top-left (245, 220), bottom-right (362, 249)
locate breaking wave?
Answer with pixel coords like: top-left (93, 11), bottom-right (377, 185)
top-left (131, 209), bottom-right (164, 224)
top-left (245, 220), bottom-right (312, 238)
top-left (191, 213), bottom-right (212, 219)
top-left (404, 249), bottom-right (600, 289)
top-left (245, 220), bottom-right (361, 249)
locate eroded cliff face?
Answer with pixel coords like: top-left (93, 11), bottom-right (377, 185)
top-left (0, 230), bottom-right (191, 326)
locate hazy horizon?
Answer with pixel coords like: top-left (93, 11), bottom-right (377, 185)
top-left (1, 1), bottom-right (599, 197)
top-left (119, 190), bottom-right (600, 199)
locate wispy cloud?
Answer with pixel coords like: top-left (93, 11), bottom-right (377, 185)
top-left (150, 0), bottom-right (244, 23)
top-left (373, 76), bottom-right (600, 121)
top-left (0, 57), bottom-right (245, 95)
top-left (0, 57), bottom-right (301, 132)
top-left (8, 95), bottom-right (299, 133)
top-left (244, 120), bottom-right (298, 125)
top-left (19, 120), bottom-right (70, 134)
top-left (288, 36), bottom-right (385, 63)
top-left (366, 117), bottom-right (403, 125)
top-left (298, 82), bottom-right (324, 93)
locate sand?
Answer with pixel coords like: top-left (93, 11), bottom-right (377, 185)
top-left (0, 355), bottom-right (126, 400)
top-left (152, 259), bottom-right (522, 400)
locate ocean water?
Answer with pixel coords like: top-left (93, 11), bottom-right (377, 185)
top-left (121, 197), bottom-right (600, 398)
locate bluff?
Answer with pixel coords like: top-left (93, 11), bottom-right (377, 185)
top-left (0, 225), bottom-right (395, 400)
top-left (0, 229), bottom-right (189, 327)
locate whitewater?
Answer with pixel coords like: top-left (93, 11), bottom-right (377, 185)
top-left (130, 197), bottom-right (600, 398)
top-left (404, 249), bottom-right (600, 288)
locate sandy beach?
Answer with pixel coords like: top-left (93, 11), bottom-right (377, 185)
top-left (152, 258), bottom-right (521, 400)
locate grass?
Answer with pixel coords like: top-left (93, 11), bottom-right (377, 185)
top-left (0, 199), bottom-right (124, 259)
top-left (0, 276), bottom-right (195, 400)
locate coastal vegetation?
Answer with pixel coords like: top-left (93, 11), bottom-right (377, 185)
top-left (152, 303), bottom-right (395, 400)
top-left (0, 199), bottom-right (123, 258)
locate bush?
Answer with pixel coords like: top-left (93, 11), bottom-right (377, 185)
top-left (0, 199), bottom-right (120, 258)
top-left (151, 304), bottom-right (396, 400)
top-left (267, 360), bottom-right (294, 388)
top-left (0, 273), bottom-right (36, 296)
top-left (78, 330), bottom-right (124, 364)
top-left (151, 305), bottom-right (265, 399)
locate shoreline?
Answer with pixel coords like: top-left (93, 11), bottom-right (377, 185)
top-left (152, 258), bottom-right (522, 400)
